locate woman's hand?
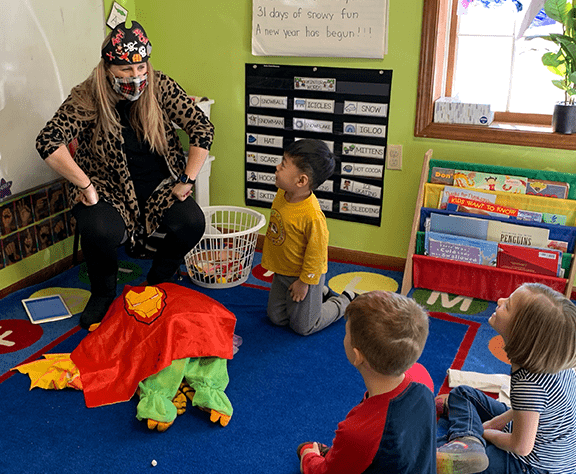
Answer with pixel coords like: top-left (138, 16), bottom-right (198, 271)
top-left (172, 182), bottom-right (193, 201)
top-left (77, 183), bottom-right (99, 206)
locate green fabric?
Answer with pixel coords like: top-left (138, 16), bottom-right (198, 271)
top-left (136, 358), bottom-right (188, 423)
top-left (136, 356), bottom-right (232, 423)
top-left (428, 159), bottom-right (576, 200)
top-left (184, 357), bottom-right (232, 417)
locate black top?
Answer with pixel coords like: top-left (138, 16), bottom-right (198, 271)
top-left (116, 100), bottom-right (170, 214)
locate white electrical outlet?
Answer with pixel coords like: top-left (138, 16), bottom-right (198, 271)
top-left (386, 144), bottom-right (403, 170)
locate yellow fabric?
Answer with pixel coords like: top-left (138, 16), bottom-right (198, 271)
top-left (12, 353), bottom-right (82, 391)
top-left (424, 183), bottom-right (576, 226)
top-left (261, 189), bottom-right (328, 285)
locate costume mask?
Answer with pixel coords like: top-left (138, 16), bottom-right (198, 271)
top-left (111, 73), bottom-right (148, 101)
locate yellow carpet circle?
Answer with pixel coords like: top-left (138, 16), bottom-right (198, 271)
top-left (29, 287), bottom-right (91, 315)
top-left (329, 272), bottom-right (398, 295)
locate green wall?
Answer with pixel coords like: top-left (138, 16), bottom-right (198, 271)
top-left (3, 0), bottom-right (574, 293)
top-left (132, 0), bottom-right (576, 259)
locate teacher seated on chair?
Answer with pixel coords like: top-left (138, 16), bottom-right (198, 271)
top-left (36, 21), bottom-right (213, 330)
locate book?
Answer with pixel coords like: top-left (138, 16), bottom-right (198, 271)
top-left (21, 294), bottom-right (73, 324)
top-left (429, 213), bottom-right (489, 240)
top-left (547, 239), bottom-right (569, 252)
top-left (430, 167), bottom-right (455, 185)
top-left (526, 179), bottom-right (569, 199)
top-left (426, 231), bottom-right (498, 266)
top-left (446, 196), bottom-right (543, 222)
top-left (439, 186), bottom-right (497, 210)
top-left (542, 213), bottom-right (567, 225)
top-left (497, 243), bottom-right (562, 277)
top-left (453, 170), bottom-right (527, 194)
top-left (486, 220), bottom-right (550, 248)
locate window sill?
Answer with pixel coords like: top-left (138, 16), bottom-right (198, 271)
top-left (414, 120), bottom-right (576, 150)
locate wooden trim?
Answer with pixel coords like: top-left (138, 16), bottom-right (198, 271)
top-left (415, 0), bottom-right (576, 149)
top-left (401, 149), bottom-right (433, 295)
top-left (0, 253), bottom-right (81, 300)
top-left (256, 234), bottom-right (405, 270)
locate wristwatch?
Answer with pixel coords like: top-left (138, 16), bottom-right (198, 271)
top-left (177, 174), bottom-right (195, 185)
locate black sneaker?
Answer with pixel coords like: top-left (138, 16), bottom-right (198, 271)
top-left (79, 294), bottom-right (115, 329)
top-left (437, 437), bottom-right (489, 474)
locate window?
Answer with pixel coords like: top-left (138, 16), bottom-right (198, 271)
top-left (415, 0), bottom-right (576, 149)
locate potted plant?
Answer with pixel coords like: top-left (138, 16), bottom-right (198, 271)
top-left (542, 0), bottom-right (576, 133)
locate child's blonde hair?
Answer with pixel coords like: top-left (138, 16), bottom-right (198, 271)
top-left (506, 283), bottom-right (576, 373)
top-left (346, 291), bottom-right (429, 376)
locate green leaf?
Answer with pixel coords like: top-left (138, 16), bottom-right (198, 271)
top-left (545, 0), bottom-right (570, 23)
top-left (553, 79), bottom-right (569, 90)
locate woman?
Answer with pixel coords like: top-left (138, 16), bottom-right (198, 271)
top-left (36, 21), bottom-right (213, 329)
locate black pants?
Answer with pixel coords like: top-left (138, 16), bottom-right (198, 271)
top-left (72, 199), bottom-right (205, 296)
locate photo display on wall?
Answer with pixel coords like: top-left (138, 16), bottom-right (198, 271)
top-left (245, 64), bottom-right (392, 226)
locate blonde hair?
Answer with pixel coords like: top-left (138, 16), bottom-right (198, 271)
top-left (505, 283), bottom-right (576, 373)
top-left (68, 33), bottom-right (168, 157)
top-left (346, 291), bottom-right (429, 376)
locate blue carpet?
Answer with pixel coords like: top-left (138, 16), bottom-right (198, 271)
top-left (0, 249), bottom-right (507, 474)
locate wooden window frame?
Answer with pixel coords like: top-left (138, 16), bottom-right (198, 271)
top-left (415, 0), bottom-right (576, 150)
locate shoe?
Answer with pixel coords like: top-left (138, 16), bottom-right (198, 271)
top-left (437, 437), bottom-right (489, 474)
top-left (297, 442), bottom-right (330, 459)
top-left (322, 286), bottom-right (336, 303)
top-left (80, 294), bottom-right (115, 329)
top-left (342, 290), bottom-right (358, 302)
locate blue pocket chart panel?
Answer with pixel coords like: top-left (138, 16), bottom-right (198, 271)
top-left (245, 64), bottom-right (393, 226)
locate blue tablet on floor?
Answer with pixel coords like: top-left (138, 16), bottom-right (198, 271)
top-left (21, 295), bottom-right (73, 324)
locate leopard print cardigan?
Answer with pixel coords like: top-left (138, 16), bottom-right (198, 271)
top-left (36, 70), bottom-right (214, 243)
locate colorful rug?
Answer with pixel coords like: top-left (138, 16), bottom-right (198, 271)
top-left (0, 248), bottom-right (508, 474)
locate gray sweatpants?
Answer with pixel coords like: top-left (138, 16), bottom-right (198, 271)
top-left (267, 273), bottom-right (350, 336)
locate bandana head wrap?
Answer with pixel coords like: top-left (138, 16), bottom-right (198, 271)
top-left (101, 21), bottom-right (152, 65)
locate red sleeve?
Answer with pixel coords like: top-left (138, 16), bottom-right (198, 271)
top-left (302, 401), bottom-right (388, 474)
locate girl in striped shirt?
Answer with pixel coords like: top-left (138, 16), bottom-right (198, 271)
top-left (437, 283), bottom-right (576, 474)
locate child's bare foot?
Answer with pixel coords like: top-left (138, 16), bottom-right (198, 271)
top-left (435, 393), bottom-right (449, 419)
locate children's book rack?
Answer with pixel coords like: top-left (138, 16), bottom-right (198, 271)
top-left (400, 150), bottom-right (576, 301)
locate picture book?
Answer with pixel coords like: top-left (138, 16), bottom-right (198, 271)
top-left (429, 213), bottom-right (489, 240)
top-left (426, 231), bottom-right (498, 266)
top-left (547, 239), bottom-right (569, 252)
top-left (439, 186), bottom-right (496, 210)
top-left (21, 294), bottom-right (73, 324)
top-left (497, 243), bottom-right (562, 277)
top-left (446, 197), bottom-right (543, 222)
top-left (486, 220), bottom-right (550, 248)
top-left (526, 179), bottom-right (569, 199)
top-left (453, 170), bottom-right (527, 194)
top-left (430, 167), bottom-right (455, 185)
top-left (542, 213), bottom-right (567, 225)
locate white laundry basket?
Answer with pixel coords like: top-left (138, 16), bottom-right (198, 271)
top-left (185, 206), bottom-right (266, 288)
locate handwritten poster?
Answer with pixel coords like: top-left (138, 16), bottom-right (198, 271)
top-left (252, 0), bottom-right (388, 58)
top-left (245, 64), bottom-right (393, 226)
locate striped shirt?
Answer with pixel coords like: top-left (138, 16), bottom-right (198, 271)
top-left (506, 368), bottom-right (576, 473)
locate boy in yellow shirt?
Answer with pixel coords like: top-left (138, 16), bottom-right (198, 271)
top-left (262, 139), bottom-right (355, 336)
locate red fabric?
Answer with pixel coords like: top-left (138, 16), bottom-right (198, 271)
top-left (412, 254), bottom-right (567, 302)
top-left (71, 283), bottom-right (236, 408)
top-left (406, 362), bottom-right (434, 393)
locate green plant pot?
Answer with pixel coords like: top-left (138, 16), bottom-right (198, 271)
top-left (552, 103), bottom-right (576, 134)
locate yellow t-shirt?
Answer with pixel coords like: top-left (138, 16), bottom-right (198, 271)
top-left (261, 189), bottom-right (328, 285)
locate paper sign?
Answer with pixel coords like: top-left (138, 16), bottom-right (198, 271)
top-left (342, 142), bottom-right (385, 159)
top-left (252, 0), bottom-right (388, 58)
top-left (247, 114), bottom-right (285, 128)
top-left (343, 122), bottom-right (386, 138)
top-left (246, 133), bottom-right (284, 148)
top-left (294, 98), bottom-right (335, 113)
top-left (246, 152), bottom-right (283, 166)
top-left (249, 94), bottom-right (288, 109)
